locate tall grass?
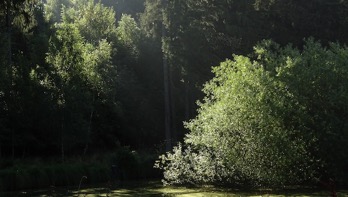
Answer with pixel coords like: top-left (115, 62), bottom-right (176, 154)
top-left (0, 161), bottom-right (108, 191)
top-left (0, 148), bottom-right (161, 192)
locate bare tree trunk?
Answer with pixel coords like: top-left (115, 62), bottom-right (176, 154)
top-left (162, 0), bottom-right (172, 151)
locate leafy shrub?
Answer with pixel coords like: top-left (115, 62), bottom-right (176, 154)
top-left (157, 39), bottom-right (348, 187)
top-left (155, 143), bottom-right (236, 186)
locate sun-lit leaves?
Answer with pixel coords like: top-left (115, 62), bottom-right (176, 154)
top-left (157, 39), bottom-right (348, 187)
top-left (43, 0), bottom-right (119, 156)
top-left (117, 14), bottom-right (141, 56)
top-left (117, 14), bottom-right (141, 45)
top-left (74, 0), bottom-right (117, 44)
top-left (47, 23), bottom-right (84, 83)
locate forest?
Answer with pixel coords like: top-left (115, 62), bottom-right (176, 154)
top-left (0, 0), bottom-right (348, 193)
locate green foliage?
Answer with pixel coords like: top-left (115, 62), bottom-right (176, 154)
top-left (117, 14), bottom-right (141, 56)
top-left (157, 39), bottom-right (348, 187)
top-left (47, 22), bottom-right (85, 84)
top-left (140, 0), bottom-right (348, 143)
top-left (44, 0), bottom-right (71, 23)
top-left (117, 14), bottom-right (141, 45)
top-left (47, 0), bottom-right (117, 91)
top-left (101, 0), bottom-right (145, 21)
top-left (43, 0), bottom-right (119, 155)
top-left (72, 0), bottom-right (118, 44)
top-left (155, 143), bottom-right (233, 186)
top-left (140, 0), bottom-right (163, 38)
top-left (3, 0), bottom-right (348, 190)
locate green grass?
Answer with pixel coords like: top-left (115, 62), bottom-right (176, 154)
top-left (1, 181), bottom-right (348, 197)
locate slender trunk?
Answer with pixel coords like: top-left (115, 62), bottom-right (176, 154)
top-left (184, 79), bottom-right (190, 121)
top-left (61, 139), bottom-right (64, 163)
top-left (189, 81), bottom-right (195, 118)
top-left (162, 0), bottom-right (171, 151)
top-left (83, 94), bottom-right (95, 155)
top-left (163, 48), bottom-right (171, 151)
top-left (169, 65), bottom-right (177, 144)
top-left (21, 147), bottom-right (25, 159)
top-left (61, 105), bottom-right (65, 163)
top-left (185, 78), bottom-right (196, 136)
top-left (6, 0), bottom-right (15, 161)
top-left (11, 129), bottom-right (15, 159)
top-left (61, 124), bottom-right (65, 162)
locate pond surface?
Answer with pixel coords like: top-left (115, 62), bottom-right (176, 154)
top-left (2, 181), bottom-right (348, 196)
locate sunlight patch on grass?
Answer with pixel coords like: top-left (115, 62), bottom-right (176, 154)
top-left (65, 187), bottom-right (348, 197)
top-left (152, 187), bottom-right (200, 194)
top-left (2, 183), bottom-right (348, 197)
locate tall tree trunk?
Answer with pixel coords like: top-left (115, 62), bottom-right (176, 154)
top-left (162, 0), bottom-right (172, 151)
top-left (11, 130), bottom-right (15, 159)
top-left (169, 65), bottom-right (177, 144)
top-left (61, 119), bottom-right (65, 162)
top-left (61, 139), bottom-right (64, 162)
top-left (6, 0), bottom-right (15, 160)
top-left (83, 93), bottom-right (95, 155)
top-left (185, 78), bottom-right (195, 121)
top-left (61, 102), bottom-right (65, 163)
top-left (184, 79), bottom-right (190, 121)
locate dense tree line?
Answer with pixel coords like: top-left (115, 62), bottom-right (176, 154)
top-left (0, 0), bottom-right (348, 187)
top-left (0, 0), bottom-right (164, 159)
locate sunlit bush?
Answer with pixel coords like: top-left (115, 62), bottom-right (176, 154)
top-left (157, 39), bottom-right (348, 187)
